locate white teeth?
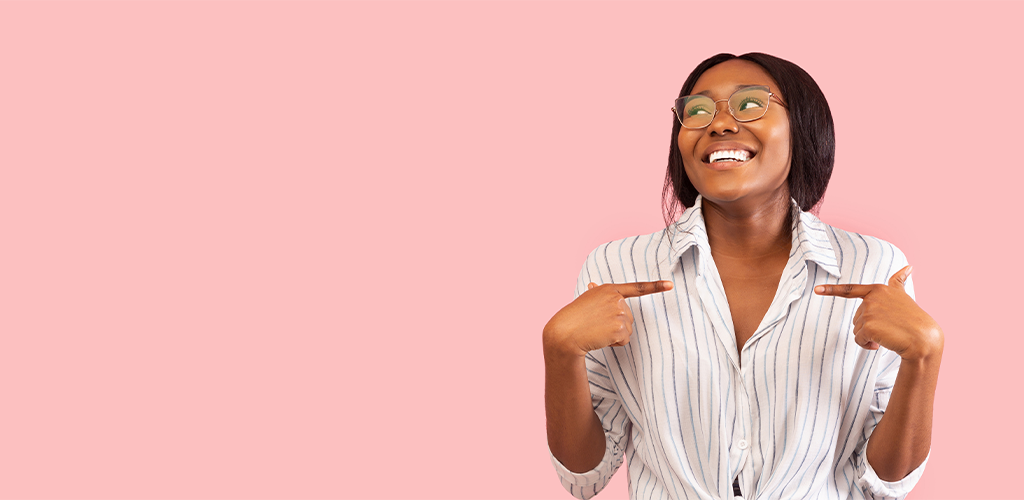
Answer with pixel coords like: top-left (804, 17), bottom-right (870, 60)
top-left (709, 149), bottom-right (752, 163)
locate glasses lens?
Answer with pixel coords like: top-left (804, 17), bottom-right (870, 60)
top-left (729, 87), bottom-right (771, 122)
top-left (678, 95), bottom-right (715, 128)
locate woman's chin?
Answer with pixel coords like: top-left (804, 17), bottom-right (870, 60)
top-left (697, 184), bottom-right (790, 209)
top-left (698, 186), bottom-right (751, 204)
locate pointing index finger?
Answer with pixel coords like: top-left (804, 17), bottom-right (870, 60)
top-left (814, 283), bottom-right (875, 298)
top-left (614, 281), bottom-right (674, 298)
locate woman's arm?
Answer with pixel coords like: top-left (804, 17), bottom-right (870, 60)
top-left (543, 280), bottom-right (672, 472)
top-left (815, 265), bottom-right (943, 481)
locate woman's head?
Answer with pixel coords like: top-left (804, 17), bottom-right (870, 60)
top-left (663, 53), bottom-right (835, 223)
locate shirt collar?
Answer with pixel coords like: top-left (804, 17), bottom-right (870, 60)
top-left (669, 195), bottom-right (841, 278)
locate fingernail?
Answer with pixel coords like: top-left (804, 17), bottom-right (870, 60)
top-left (814, 285), bottom-right (825, 294)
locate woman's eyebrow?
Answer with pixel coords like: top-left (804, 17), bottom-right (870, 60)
top-left (696, 84), bottom-right (763, 97)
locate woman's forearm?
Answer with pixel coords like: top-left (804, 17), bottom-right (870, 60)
top-left (543, 340), bottom-right (607, 473)
top-left (865, 353), bottom-right (942, 481)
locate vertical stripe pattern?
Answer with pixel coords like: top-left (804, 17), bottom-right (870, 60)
top-left (549, 196), bottom-right (928, 500)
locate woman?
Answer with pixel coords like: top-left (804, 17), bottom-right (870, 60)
top-left (542, 53), bottom-right (943, 500)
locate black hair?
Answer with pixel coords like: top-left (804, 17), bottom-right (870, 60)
top-left (662, 52), bottom-right (835, 225)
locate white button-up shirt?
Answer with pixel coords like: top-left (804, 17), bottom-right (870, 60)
top-left (550, 196), bottom-right (928, 500)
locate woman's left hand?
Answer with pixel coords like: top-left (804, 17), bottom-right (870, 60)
top-left (814, 266), bottom-right (944, 361)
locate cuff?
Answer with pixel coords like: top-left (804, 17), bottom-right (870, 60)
top-left (857, 451), bottom-right (930, 499)
top-left (548, 442), bottom-right (618, 488)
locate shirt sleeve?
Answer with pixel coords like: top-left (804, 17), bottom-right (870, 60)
top-left (853, 250), bottom-right (930, 499)
top-left (549, 350), bottom-right (632, 500)
top-left (548, 250), bottom-right (632, 499)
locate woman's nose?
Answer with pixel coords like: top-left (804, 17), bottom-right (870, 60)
top-left (707, 100), bottom-right (739, 136)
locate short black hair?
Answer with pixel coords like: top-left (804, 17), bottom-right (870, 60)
top-left (662, 52), bottom-right (835, 224)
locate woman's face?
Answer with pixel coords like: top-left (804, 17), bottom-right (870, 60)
top-left (677, 59), bottom-right (792, 210)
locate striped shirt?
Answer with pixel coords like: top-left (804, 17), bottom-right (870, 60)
top-left (549, 195), bottom-right (928, 500)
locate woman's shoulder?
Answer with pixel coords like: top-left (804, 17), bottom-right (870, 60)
top-left (585, 227), bottom-right (674, 261)
top-left (578, 228), bottom-right (675, 281)
top-left (813, 218), bottom-right (909, 282)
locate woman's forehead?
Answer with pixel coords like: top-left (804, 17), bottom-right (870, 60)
top-left (691, 60), bottom-right (780, 99)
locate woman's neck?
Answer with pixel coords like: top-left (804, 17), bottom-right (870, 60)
top-left (702, 193), bottom-right (793, 261)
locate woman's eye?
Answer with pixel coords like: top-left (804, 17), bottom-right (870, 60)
top-left (736, 98), bottom-right (765, 111)
top-left (687, 106), bottom-right (711, 116)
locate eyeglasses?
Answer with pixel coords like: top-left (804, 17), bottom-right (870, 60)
top-left (672, 86), bottom-right (784, 129)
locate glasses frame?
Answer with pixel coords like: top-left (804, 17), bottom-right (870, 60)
top-left (671, 86), bottom-right (786, 129)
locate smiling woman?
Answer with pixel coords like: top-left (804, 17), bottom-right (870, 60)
top-left (666, 53), bottom-right (835, 218)
top-left (542, 53), bottom-right (942, 500)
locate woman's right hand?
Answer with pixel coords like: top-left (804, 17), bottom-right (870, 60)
top-left (542, 281), bottom-right (674, 359)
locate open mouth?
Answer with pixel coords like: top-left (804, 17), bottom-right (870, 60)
top-left (703, 149), bottom-right (755, 164)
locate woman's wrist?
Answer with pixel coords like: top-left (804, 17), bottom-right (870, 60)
top-left (542, 317), bottom-right (588, 361)
top-left (899, 325), bottom-right (944, 364)
top-left (543, 332), bottom-right (586, 363)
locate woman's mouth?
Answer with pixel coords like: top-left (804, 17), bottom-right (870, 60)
top-left (705, 149), bottom-right (753, 164)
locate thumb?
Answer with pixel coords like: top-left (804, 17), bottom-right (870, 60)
top-left (888, 265), bottom-right (912, 289)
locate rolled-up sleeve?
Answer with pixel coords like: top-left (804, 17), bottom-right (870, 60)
top-left (549, 350), bottom-right (631, 500)
top-left (855, 450), bottom-right (929, 500)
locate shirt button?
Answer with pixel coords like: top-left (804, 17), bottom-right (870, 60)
top-left (738, 439), bottom-right (749, 450)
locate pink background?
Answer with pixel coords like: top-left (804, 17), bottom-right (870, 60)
top-left (1, 1), bottom-right (1020, 499)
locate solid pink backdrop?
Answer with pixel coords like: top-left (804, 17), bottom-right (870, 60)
top-left (0, 1), bottom-right (1020, 499)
